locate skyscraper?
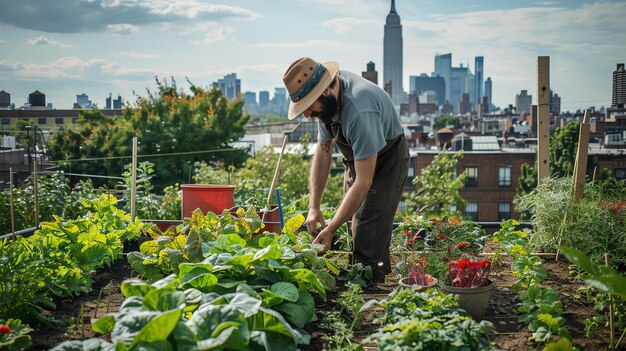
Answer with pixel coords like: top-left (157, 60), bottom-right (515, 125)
top-left (474, 56), bottom-right (484, 107)
top-left (0, 90), bottom-right (10, 107)
top-left (450, 65), bottom-right (471, 113)
top-left (434, 53), bottom-right (452, 103)
top-left (515, 90), bottom-right (532, 114)
top-left (613, 63), bottom-right (625, 107)
top-left (216, 73), bottom-right (241, 101)
top-left (76, 93), bottom-right (92, 109)
top-left (259, 91), bottom-right (270, 109)
top-left (550, 90), bottom-right (561, 115)
top-left (484, 77), bottom-right (492, 108)
top-left (383, 0), bottom-right (403, 105)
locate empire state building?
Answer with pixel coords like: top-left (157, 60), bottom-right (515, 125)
top-left (384, 0), bottom-right (404, 106)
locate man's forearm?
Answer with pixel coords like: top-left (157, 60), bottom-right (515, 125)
top-left (309, 140), bottom-right (333, 210)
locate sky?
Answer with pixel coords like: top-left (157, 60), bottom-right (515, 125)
top-left (1, 0), bottom-right (625, 112)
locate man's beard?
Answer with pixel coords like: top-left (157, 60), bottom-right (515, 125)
top-left (315, 94), bottom-right (338, 124)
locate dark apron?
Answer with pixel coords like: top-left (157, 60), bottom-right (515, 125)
top-left (325, 121), bottom-right (408, 282)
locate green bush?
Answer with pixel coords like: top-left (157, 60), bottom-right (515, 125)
top-left (515, 177), bottom-right (626, 269)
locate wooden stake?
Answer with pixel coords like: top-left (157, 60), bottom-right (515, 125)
top-left (9, 167), bottom-right (15, 241)
top-left (573, 110), bottom-right (591, 202)
top-left (131, 137), bottom-right (138, 221)
top-left (537, 56), bottom-right (551, 184)
top-left (34, 159), bottom-right (39, 227)
top-left (263, 134), bottom-right (288, 222)
top-left (606, 253), bottom-right (615, 348)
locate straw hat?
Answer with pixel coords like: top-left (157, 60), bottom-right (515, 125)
top-left (283, 57), bottom-right (339, 120)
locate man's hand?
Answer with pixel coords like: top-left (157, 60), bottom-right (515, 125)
top-left (305, 208), bottom-right (326, 235)
top-left (312, 226), bottom-right (333, 254)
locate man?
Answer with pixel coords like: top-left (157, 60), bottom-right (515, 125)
top-left (283, 57), bottom-right (408, 283)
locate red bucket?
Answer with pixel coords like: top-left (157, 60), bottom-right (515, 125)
top-left (181, 184), bottom-right (235, 218)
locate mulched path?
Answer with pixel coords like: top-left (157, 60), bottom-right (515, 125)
top-left (29, 251), bottom-right (611, 350)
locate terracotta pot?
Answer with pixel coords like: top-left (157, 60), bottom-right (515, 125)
top-left (440, 280), bottom-right (494, 321)
top-left (398, 275), bottom-right (438, 291)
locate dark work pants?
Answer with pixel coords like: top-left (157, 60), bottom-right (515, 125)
top-left (345, 136), bottom-right (408, 283)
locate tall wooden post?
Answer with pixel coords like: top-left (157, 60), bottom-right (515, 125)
top-left (573, 110), bottom-right (591, 202)
top-left (131, 137), bottom-right (138, 221)
top-left (34, 160), bottom-right (39, 227)
top-left (537, 56), bottom-right (551, 184)
top-left (9, 167), bottom-right (15, 240)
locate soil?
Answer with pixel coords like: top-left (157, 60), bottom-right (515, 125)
top-left (29, 249), bottom-right (613, 351)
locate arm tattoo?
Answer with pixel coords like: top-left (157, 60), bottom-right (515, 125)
top-left (320, 141), bottom-right (331, 153)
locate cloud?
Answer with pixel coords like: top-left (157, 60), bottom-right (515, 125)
top-left (253, 39), bottom-right (377, 51)
top-left (118, 51), bottom-right (157, 59)
top-left (189, 26), bottom-right (236, 45)
top-left (0, 0), bottom-right (261, 34)
top-left (0, 39), bottom-right (6, 43)
top-left (26, 35), bottom-right (73, 47)
top-left (534, 1), bottom-right (560, 5)
top-left (1, 56), bottom-right (155, 82)
top-left (0, 60), bottom-right (25, 72)
top-left (106, 24), bottom-right (138, 35)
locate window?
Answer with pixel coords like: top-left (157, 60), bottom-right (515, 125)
top-left (464, 202), bottom-right (478, 221)
top-left (499, 166), bottom-right (512, 186)
top-left (1, 118), bottom-right (9, 125)
top-left (498, 202), bottom-right (511, 221)
top-left (465, 167), bottom-right (478, 187)
top-left (55, 117), bottom-right (64, 125)
top-left (38, 118), bottom-right (46, 125)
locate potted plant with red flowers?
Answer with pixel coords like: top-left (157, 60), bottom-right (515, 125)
top-left (440, 254), bottom-right (494, 321)
top-left (396, 220), bottom-right (438, 290)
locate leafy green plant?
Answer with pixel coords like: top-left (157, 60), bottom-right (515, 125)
top-left (404, 151), bottom-right (466, 218)
top-left (52, 277), bottom-right (310, 351)
top-left (515, 177), bottom-right (626, 268)
top-left (365, 289), bottom-right (497, 351)
top-left (0, 174), bottom-right (69, 234)
top-left (0, 195), bottom-right (143, 325)
top-left (0, 319), bottom-right (33, 351)
top-left (559, 246), bottom-right (626, 349)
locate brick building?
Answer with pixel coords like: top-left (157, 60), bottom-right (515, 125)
top-left (411, 137), bottom-right (535, 222)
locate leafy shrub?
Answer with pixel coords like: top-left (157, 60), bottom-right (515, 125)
top-left (515, 177), bottom-right (626, 268)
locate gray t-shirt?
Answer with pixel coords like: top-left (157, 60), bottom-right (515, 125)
top-left (318, 70), bottom-right (402, 160)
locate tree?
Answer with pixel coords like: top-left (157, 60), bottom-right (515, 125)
top-left (49, 78), bottom-right (250, 190)
top-left (404, 152), bottom-right (466, 218)
top-left (433, 115), bottom-right (462, 130)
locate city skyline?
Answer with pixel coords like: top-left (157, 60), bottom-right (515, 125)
top-left (0, 0), bottom-right (625, 111)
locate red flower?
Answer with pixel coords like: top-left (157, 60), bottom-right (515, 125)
top-left (431, 218), bottom-right (440, 224)
top-left (403, 229), bottom-right (411, 237)
top-left (405, 241), bottom-right (412, 246)
top-left (438, 232), bottom-right (447, 240)
top-left (0, 325), bottom-right (10, 333)
top-left (456, 241), bottom-right (469, 249)
top-left (478, 260), bottom-right (491, 268)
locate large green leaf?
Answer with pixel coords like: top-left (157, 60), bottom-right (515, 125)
top-left (559, 246), bottom-right (626, 298)
top-left (50, 338), bottom-right (115, 351)
top-left (557, 246), bottom-right (599, 275)
top-left (121, 279), bottom-right (156, 298)
top-left (253, 245), bottom-right (282, 262)
top-left (129, 309), bottom-right (182, 348)
top-left (273, 292), bottom-right (315, 329)
top-left (179, 267), bottom-right (218, 290)
top-left (92, 316), bottom-right (116, 334)
top-left (261, 282), bottom-right (299, 304)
